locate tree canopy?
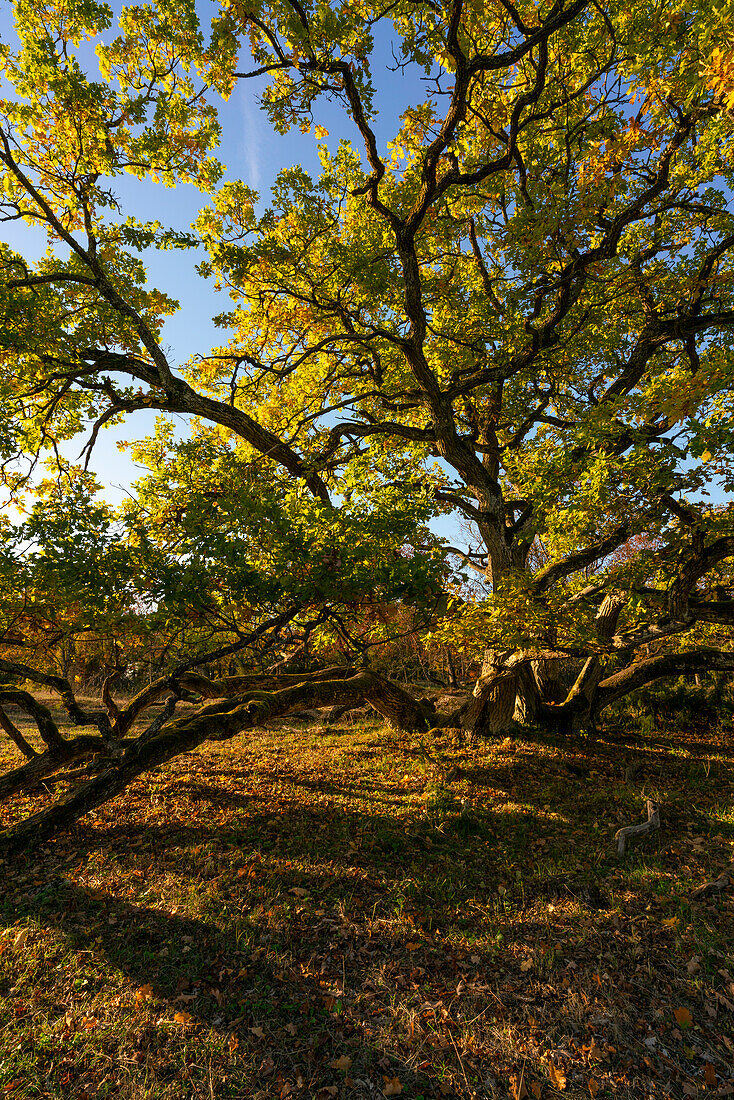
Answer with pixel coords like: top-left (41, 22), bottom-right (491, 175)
top-left (1, 0), bottom-right (733, 850)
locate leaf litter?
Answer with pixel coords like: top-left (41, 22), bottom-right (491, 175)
top-left (0, 706), bottom-right (733, 1097)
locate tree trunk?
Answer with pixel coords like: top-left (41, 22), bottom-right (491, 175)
top-left (364, 677), bottom-right (435, 732)
top-left (463, 652), bottom-right (519, 736)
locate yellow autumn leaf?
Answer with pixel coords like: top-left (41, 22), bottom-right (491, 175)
top-left (548, 1062), bottom-right (567, 1091)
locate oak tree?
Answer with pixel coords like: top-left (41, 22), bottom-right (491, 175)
top-left (1, 0), bottom-right (734, 850)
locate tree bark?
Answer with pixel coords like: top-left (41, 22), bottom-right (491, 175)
top-left (363, 677), bottom-right (435, 732)
top-left (463, 652), bottom-right (519, 736)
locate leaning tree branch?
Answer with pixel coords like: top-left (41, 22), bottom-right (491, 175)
top-left (0, 658), bottom-right (98, 728)
top-left (533, 523), bottom-right (630, 592)
top-left (0, 703), bottom-right (37, 759)
top-left (0, 734), bottom-right (113, 800)
top-left (0, 689), bottom-right (67, 754)
top-left (0, 669), bottom-right (433, 856)
top-left (595, 649), bottom-right (734, 712)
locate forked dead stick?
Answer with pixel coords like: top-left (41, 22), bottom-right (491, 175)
top-left (615, 799), bottom-right (660, 856)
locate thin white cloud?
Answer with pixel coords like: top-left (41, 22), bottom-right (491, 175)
top-left (239, 87), bottom-right (263, 189)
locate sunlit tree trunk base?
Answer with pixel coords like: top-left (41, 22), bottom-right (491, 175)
top-left (462, 656), bottom-right (521, 738)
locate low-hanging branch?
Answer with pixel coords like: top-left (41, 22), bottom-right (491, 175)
top-left (0, 688), bottom-right (67, 754)
top-left (595, 649), bottom-right (734, 712)
top-left (0, 668), bottom-right (435, 856)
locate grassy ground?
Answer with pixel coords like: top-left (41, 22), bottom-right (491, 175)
top-left (1, 695), bottom-right (733, 1099)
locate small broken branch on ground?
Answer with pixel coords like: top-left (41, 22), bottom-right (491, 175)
top-left (691, 866), bottom-right (734, 901)
top-left (615, 799), bottom-right (660, 856)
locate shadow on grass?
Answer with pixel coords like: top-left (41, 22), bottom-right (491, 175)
top-left (1, 867), bottom-right (444, 1098)
top-left (2, 717), bottom-right (734, 1098)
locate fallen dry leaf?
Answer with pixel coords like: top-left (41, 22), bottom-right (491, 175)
top-left (173, 1011), bottom-right (193, 1026)
top-left (687, 955), bottom-right (701, 976)
top-left (250, 1026), bottom-right (266, 1040)
top-left (510, 1071), bottom-right (528, 1099)
top-left (330, 1055), bottom-right (352, 1071)
top-left (704, 1062), bottom-right (717, 1088)
top-left (548, 1062), bottom-right (567, 1091)
top-left (135, 984), bottom-right (153, 1007)
top-left (13, 929), bottom-right (30, 949)
top-left (531, 1084), bottom-right (542, 1099)
top-left (520, 957), bottom-right (534, 973)
top-left (674, 1006), bottom-right (693, 1028)
top-left (588, 1079), bottom-right (599, 1097)
top-left (383, 1077), bottom-right (403, 1096)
